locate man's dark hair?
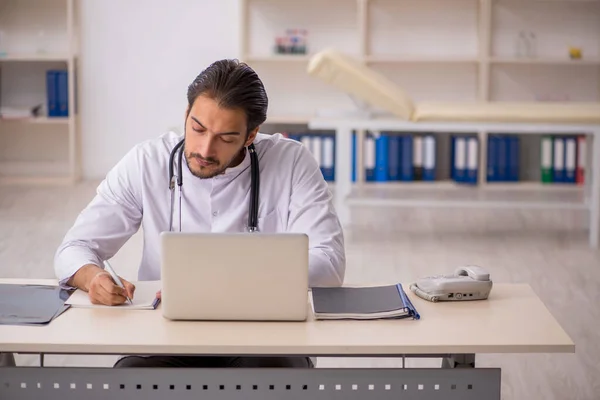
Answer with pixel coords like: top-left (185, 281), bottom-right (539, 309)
top-left (187, 59), bottom-right (268, 133)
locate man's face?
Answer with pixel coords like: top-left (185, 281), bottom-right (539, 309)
top-left (184, 94), bottom-right (256, 179)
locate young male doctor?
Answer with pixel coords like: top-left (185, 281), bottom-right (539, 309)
top-left (54, 59), bottom-right (346, 369)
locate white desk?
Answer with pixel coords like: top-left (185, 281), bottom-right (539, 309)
top-left (0, 279), bottom-right (574, 400)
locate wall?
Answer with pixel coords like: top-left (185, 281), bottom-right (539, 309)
top-left (78, 0), bottom-right (239, 178)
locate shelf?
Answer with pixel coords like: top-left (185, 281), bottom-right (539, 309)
top-left (345, 182), bottom-right (586, 210)
top-left (0, 161), bottom-right (73, 185)
top-left (0, 53), bottom-right (71, 62)
top-left (265, 115), bottom-right (311, 124)
top-left (366, 55), bottom-right (479, 64)
top-left (347, 180), bottom-right (584, 192)
top-left (245, 54), bottom-right (310, 63)
top-left (0, 175), bottom-right (74, 186)
top-left (491, 57), bottom-right (600, 66)
top-left (0, 116), bottom-right (70, 125)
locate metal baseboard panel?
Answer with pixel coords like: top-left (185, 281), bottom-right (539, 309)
top-left (1, 366), bottom-right (501, 400)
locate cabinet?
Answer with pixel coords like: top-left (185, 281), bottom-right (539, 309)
top-left (0, 0), bottom-right (79, 185)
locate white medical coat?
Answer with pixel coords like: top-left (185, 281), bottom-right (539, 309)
top-left (54, 131), bottom-right (346, 288)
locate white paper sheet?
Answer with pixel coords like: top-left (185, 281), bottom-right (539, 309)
top-left (65, 280), bottom-right (161, 310)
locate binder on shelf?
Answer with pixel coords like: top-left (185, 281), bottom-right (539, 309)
top-left (387, 134), bottom-right (401, 181)
top-left (413, 136), bottom-right (423, 181)
top-left (422, 135), bottom-right (436, 181)
top-left (46, 70), bottom-right (59, 117)
top-left (507, 135), bottom-right (520, 182)
top-left (311, 284), bottom-right (420, 320)
top-left (487, 134), bottom-right (520, 183)
top-left (375, 133), bottom-right (389, 182)
top-left (352, 132), bottom-right (357, 182)
top-left (497, 135), bottom-right (507, 181)
top-left (423, 135), bottom-right (437, 181)
top-left (400, 135), bottom-right (413, 181)
top-left (57, 70), bottom-right (69, 117)
top-left (487, 135), bottom-right (498, 182)
top-left (451, 135), bottom-right (466, 183)
top-left (576, 135), bottom-right (586, 185)
top-left (466, 137), bottom-right (478, 184)
top-left (540, 136), bottom-right (553, 183)
top-left (564, 136), bottom-right (577, 184)
top-left (553, 137), bottom-right (565, 183)
top-left (365, 132), bottom-right (376, 182)
top-left (322, 134), bottom-right (335, 181)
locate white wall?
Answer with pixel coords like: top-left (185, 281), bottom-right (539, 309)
top-left (78, 0), bottom-right (240, 178)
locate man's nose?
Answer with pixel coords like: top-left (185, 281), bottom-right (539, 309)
top-left (200, 137), bottom-right (217, 157)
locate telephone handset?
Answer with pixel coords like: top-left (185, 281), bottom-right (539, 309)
top-left (409, 265), bottom-right (493, 302)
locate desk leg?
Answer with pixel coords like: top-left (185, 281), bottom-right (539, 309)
top-left (334, 127), bottom-right (352, 228)
top-left (441, 354), bottom-right (475, 369)
top-left (0, 353), bottom-right (16, 367)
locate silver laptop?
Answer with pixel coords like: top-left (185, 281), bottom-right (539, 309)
top-left (159, 232), bottom-right (309, 321)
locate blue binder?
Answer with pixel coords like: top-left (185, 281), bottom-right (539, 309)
top-left (465, 137), bottom-right (478, 185)
top-left (400, 135), bottom-right (413, 181)
top-left (422, 135), bottom-right (436, 181)
top-left (553, 137), bottom-right (565, 183)
top-left (564, 136), bottom-right (577, 184)
top-left (507, 135), bottom-right (520, 182)
top-left (387, 134), bottom-right (401, 181)
top-left (451, 136), bottom-right (467, 183)
top-left (365, 132), bottom-right (376, 182)
top-left (375, 134), bottom-right (389, 182)
top-left (487, 135), bottom-right (498, 182)
top-left (321, 134), bottom-right (335, 181)
top-left (46, 70), bottom-right (59, 117)
top-left (351, 132), bottom-right (357, 182)
top-left (57, 70), bottom-right (69, 117)
top-left (497, 135), bottom-right (508, 181)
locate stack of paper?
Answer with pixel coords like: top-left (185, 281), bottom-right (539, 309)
top-left (65, 280), bottom-right (161, 310)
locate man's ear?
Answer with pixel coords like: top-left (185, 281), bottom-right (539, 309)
top-left (245, 127), bottom-right (259, 147)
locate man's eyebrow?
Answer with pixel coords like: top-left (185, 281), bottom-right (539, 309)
top-left (190, 116), bottom-right (240, 136)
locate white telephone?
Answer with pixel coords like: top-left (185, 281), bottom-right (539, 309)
top-left (409, 265), bottom-right (493, 302)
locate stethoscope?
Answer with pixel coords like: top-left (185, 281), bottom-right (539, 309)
top-left (168, 137), bottom-right (260, 233)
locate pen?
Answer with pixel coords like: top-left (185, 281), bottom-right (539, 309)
top-left (103, 260), bottom-right (133, 305)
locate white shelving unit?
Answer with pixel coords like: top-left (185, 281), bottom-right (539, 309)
top-left (241, 0), bottom-right (600, 247)
top-left (0, 0), bottom-right (79, 185)
top-left (308, 117), bottom-right (600, 248)
top-left (240, 0), bottom-right (600, 122)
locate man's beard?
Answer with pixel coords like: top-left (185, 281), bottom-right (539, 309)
top-left (184, 146), bottom-right (245, 179)
top-left (185, 152), bottom-right (224, 179)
